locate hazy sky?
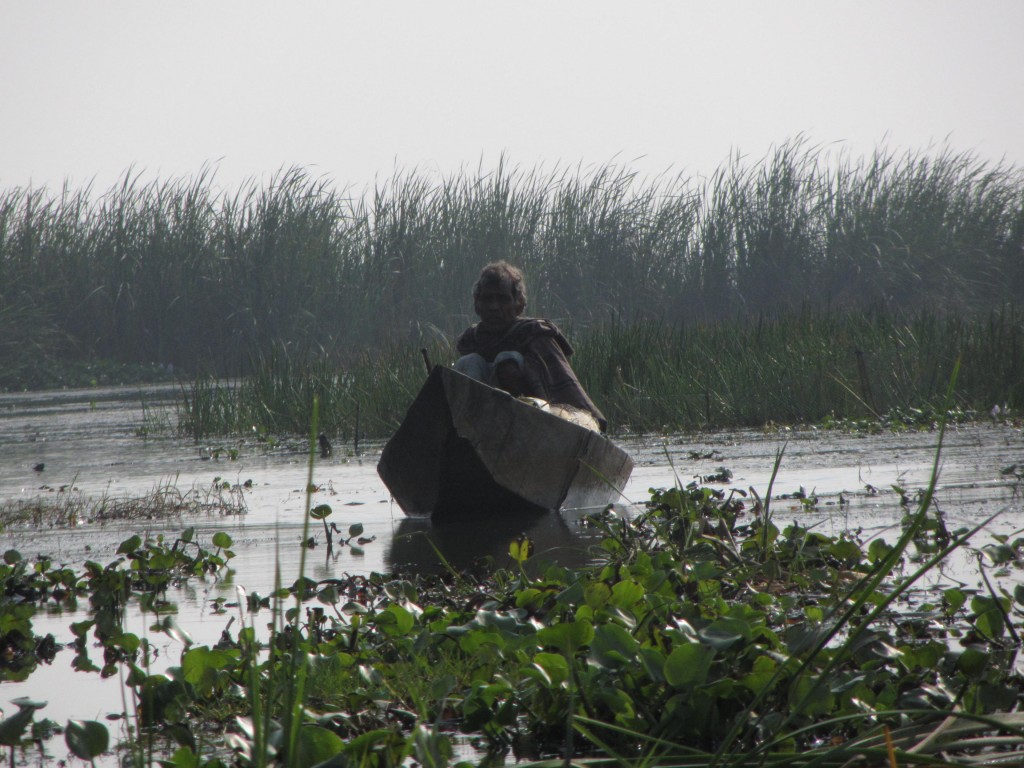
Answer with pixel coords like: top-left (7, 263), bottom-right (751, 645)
top-left (3, 1), bottom-right (1023, 195)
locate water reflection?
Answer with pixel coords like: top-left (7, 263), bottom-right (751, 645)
top-left (387, 509), bottom-right (611, 574)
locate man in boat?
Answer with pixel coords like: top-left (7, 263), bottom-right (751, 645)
top-left (454, 261), bottom-right (608, 433)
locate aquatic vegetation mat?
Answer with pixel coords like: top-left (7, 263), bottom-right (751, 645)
top-left (4, 464), bottom-right (1024, 765)
top-left (0, 477), bottom-right (248, 529)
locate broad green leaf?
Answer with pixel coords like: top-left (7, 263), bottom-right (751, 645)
top-left (182, 646), bottom-right (238, 686)
top-left (609, 580), bottom-right (644, 609)
top-left (310, 504), bottom-right (333, 520)
top-left (828, 538), bottom-right (862, 566)
top-left (692, 560), bottom-right (721, 581)
top-left (584, 581), bottom-right (612, 609)
top-left (65, 720), bottom-right (109, 760)
top-left (148, 552), bottom-right (176, 570)
top-left (595, 686), bottom-right (636, 718)
top-left (740, 655), bottom-right (778, 695)
top-left (457, 628), bottom-right (505, 653)
top-left (532, 652), bottom-right (570, 687)
top-left (515, 587), bottom-right (546, 610)
top-left (117, 535), bottom-right (142, 554)
top-left (791, 674), bottom-right (834, 717)
top-left (537, 620), bottom-right (593, 652)
top-left (972, 595), bottom-right (1009, 639)
top-left (867, 538), bottom-right (894, 563)
top-left (0, 706), bottom-right (36, 747)
top-left (943, 588), bottom-right (966, 613)
top-left (699, 617), bottom-right (751, 651)
top-left (664, 642), bottom-right (714, 688)
top-left (380, 603), bottom-right (415, 635)
top-left (295, 724), bottom-right (344, 766)
top-left (164, 746), bottom-right (201, 768)
top-left (983, 543), bottom-right (1017, 565)
top-left (589, 622), bottom-right (640, 668)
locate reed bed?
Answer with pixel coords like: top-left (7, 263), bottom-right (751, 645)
top-left (178, 340), bottom-right (446, 440)
top-left (577, 305), bottom-right (1024, 432)
top-left (177, 306), bottom-right (1023, 439)
top-left (2, 140), bottom-right (1022, 390)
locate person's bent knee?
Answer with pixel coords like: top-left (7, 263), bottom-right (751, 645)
top-left (492, 350), bottom-right (525, 370)
top-left (454, 353), bottom-right (490, 382)
top-left (493, 351), bottom-right (527, 395)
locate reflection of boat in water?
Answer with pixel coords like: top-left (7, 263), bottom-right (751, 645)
top-left (377, 366), bottom-right (633, 518)
top-left (386, 510), bottom-right (608, 574)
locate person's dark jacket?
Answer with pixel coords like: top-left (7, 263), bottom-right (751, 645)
top-left (456, 317), bottom-right (607, 432)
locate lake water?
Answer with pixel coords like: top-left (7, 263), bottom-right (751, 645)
top-left (1, 384), bottom-right (1022, 762)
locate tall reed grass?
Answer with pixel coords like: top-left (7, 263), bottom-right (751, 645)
top-left (2, 140), bottom-right (1021, 385)
top-left (179, 306), bottom-right (1022, 439)
top-left (576, 305), bottom-right (1024, 431)
top-left (178, 340), bottom-right (446, 440)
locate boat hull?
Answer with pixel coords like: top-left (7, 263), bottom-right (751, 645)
top-left (377, 366), bottom-right (633, 518)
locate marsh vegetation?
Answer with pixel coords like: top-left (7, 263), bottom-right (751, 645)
top-left (4, 424), bottom-right (1024, 767)
top-left (2, 140), bottom-right (1021, 406)
top-left (0, 477), bottom-right (248, 530)
top-left (2, 143), bottom-right (1023, 765)
top-left (176, 307), bottom-right (1023, 440)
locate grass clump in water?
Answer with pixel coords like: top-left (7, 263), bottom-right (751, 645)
top-left (0, 477), bottom-right (248, 530)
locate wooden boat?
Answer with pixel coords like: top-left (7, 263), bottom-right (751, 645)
top-left (377, 366), bottom-right (634, 518)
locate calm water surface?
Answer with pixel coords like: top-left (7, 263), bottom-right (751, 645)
top-left (1, 385), bottom-right (1022, 761)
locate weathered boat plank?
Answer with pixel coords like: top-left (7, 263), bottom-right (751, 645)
top-left (377, 366), bottom-right (633, 518)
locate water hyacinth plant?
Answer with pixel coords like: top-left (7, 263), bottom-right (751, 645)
top-left (6, 410), bottom-right (1024, 765)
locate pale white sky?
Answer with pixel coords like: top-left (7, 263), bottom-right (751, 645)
top-left (2, 1), bottom-right (1023, 194)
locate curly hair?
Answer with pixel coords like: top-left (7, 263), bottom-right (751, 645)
top-left (472, 260), bottom-right (527, 308)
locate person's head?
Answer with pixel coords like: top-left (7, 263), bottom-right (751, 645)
top-left (473, 261), bottom-right (527, 330)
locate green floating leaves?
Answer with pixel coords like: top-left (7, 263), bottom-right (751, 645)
top-left (116, 535), bottom-right (142, 554)
top-left (664, 642), bottom-right (715, 688)
top-left (529, 652), bottom-right (570, 688)
top-left (295, 723), bottom-right (345, 766)
top-left (310, 503), bottom-right (333, 520)
top-left (0, 699), bottom-right (46, 747)
top-left (65, 719), bottom-right (109, 761)
top-left (589, 622), bottom-right (639, 669)
top-left (537, 619), bottom-right (594, 653)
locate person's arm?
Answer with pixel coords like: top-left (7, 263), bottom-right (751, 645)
top-left (523, 335), bottom-right (606, 429)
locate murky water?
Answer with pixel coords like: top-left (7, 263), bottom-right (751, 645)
top-left (1, 385), bottom-right (1022, 761)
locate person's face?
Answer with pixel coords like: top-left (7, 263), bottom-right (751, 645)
top-left (474, 278), bottom-right (523, 330)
